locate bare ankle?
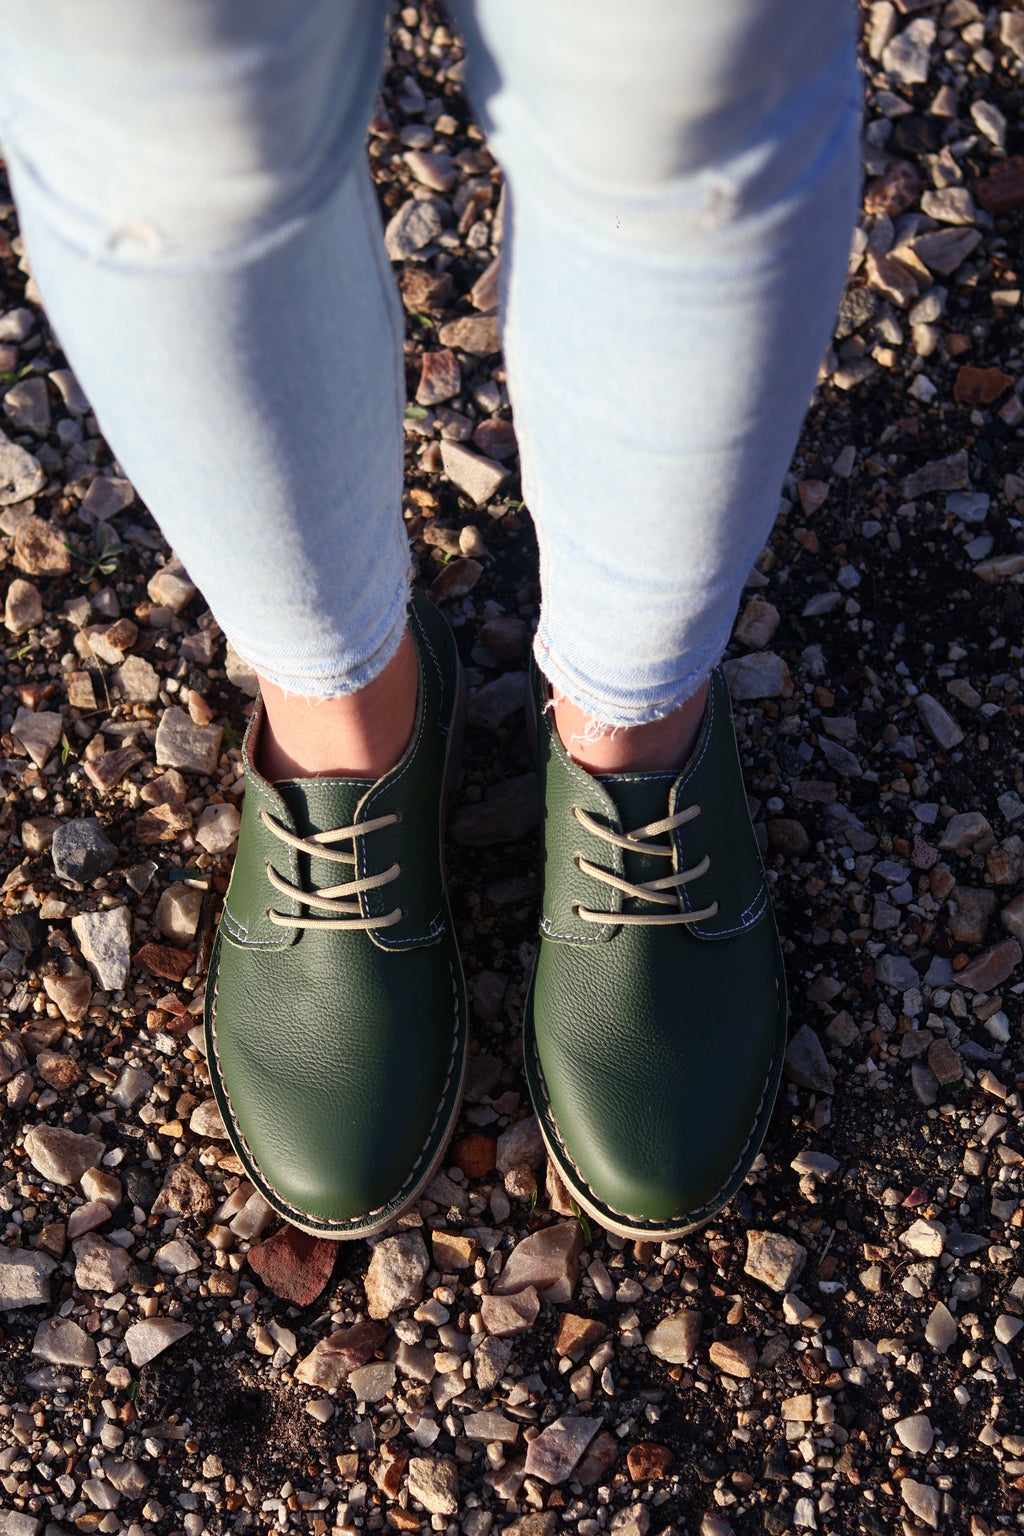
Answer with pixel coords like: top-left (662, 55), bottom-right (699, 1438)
top-left (257, 628), bottom-right (418, 781)
top-left (552, 679), bottom-right (709, 775)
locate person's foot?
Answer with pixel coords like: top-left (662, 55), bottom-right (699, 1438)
top-left (551, 678), bottom-right (709, 774)
top-left (525, 665), bottom-right (786, 1238)
top-left (205, 592), bottom-right (468, 1238)
top-left (258, 627), bottom-right (419, 782)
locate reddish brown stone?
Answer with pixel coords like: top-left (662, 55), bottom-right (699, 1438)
top-left (134, 943), bottom-right (194, 983)
top-left (388, 1509), bottom-right (421, 1532)
top-left (956, 939), bottom-right (1021, 993)
top-left (864, 160), bottom-right (922, 216)
top-left (927, 1038), bottom-right (963, 1085)
top-left (472, 418), bottom-right (517, 460)
top-left (373, 1448), bottom-right (408, 1498)
top-left (16, 682), bottom-right (54, 708)
top-left (626, 1443), bottom-right (675, 1481)
top-left (911, 835), bottom-right (938, 871)
top-left (399, 267), bottom-right (453, 314)
top-left (83, 746), bottom-right (145, 795)
top-left (451, 1131), bottom-right (497, 1178)
top-left (477, 616), bottom-right (528, 659)
top-left (428, 557), bottom-right (482, 603)
top-left (767, 819), bottom-right (810, 857)
top-left (554, 1313), bottom-right (607, 1360)
top-left (974, 156), bottom-right (1024, 215)
top-left (135, 804), bottom-right (193, 843)
top-left (247, 1223), bottom-right (340, 1305)
top-left (953, 366), bottom-right (1013, 406)
top-left (576, 1430), bottom-right (618, 1487)
top-left (416, 348), bottom-right (461, 406)
top-left (790, 781), bottom-right (838, 804)
top-left (36, 1050), bottom-right (81, 1091)
top-left (13, 517), bottom-right (71, 577)
top-left (104, 617), bottom-right (138, 652)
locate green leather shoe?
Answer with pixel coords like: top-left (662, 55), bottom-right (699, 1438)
top-left (524, 666), bottom-right (787, 1239)
top-left (205, 591), bottom-right (468, 1238)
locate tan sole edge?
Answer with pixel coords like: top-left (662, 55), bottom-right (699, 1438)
top-left (535, 1116), bottom-right (720, 1243)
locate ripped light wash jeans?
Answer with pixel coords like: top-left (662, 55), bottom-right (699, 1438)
top-left (0, 0), bottom-right (859, 726)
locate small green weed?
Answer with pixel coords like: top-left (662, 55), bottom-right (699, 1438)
top-left (64, 536), bottom-right (129, 584)
top-left (569, 1199), bottom-right (592, 1241)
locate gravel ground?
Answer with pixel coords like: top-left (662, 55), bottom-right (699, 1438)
top-left (2, 5), bottom-right (1024, 1536)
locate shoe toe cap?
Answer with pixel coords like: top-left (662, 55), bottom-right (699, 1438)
top-left (532, 926), bottom-right (785, 1232)
top-left (209, 943), bottom-right (464, 1233)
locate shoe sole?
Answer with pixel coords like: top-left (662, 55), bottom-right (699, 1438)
top-left (206, 645), bottom-right (469, 1241)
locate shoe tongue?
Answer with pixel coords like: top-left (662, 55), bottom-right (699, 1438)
top-left (597, 770), bottom-right (675, 838)
top-left (597, 770), bottom-right (677, 913)
top-left (276, 776), bottom-right (372, 840)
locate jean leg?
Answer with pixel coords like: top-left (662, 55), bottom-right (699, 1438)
top-left (0, 0), bottom-right (407, 696)
top-left (454, 0), bottom-right (861, 726)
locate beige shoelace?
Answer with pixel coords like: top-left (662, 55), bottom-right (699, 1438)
top-left (261, 809), bottom-right (403, 931)
top-left (572, 803), bottom-right (720, 927)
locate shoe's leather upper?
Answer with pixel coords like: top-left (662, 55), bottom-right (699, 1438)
top-left (527, 666), bottom-right (786, 1232)
top-left (206, 592), bottom-right (467, 1236)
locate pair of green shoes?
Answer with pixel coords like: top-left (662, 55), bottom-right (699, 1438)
top-left (205, 591), bottom-right (786, 1241)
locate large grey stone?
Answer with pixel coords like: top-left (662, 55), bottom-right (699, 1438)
top-left (155, 706), bottom-right (222, 776)
top-left (0, 1246), bottom-right (56, 1308)
top-left (784, 1024), bottom-right (835, 1094)
top-left (147, 557), bottom-right (195, 613)
top-left (72, 906), bottom-right (132, 991)
top-left (11, 708), bottom-right (62, 768)
top-left (408, 1457), bottom-right (459, 1516)
top-left (881, 18), bottom-right (935, 84)
top-left (0, 1514), bottom-right (42, 1536)
top-left (32, 1316), bottom-right (98, 1368)
top-left (52, 818), bottom-right (117, 883)
top-left (723, 651), bottom-right (792, 700)
top-left (23, 1124), bottom-right (105, 1185)
top-left (895, 1414), bottom-right (934, 1455)
top-left (364, 1230), bottom-right (429, 1319)
top-left (0, 431), bottom-right (44, 504)
top-left (901, 1478), bottom-right (941, 1529)
top-left (73, 1232), bottom-right (132, 1294)
top-left (524, 1416), bottom-right (601, 1486)
top-left (874, 952), bottom-right (919, 991)
top-left (4, 376), bottom-right (51, 435)
top-left (384, 198), bottom-right (443, 260)
top-left (916, 694), bottom-right (963, 750)
top-left (495, 1115), bottom-right (545, 1173)
top-left (440, 440), bottom-right (507, 507)
top-left (744, 1231), bottom-right (807, 1292)
top-left (4, 578), bottom-right (42, 635)
top-left (644, 1310), bottom-right (702, 1365)
top-left (493, 1221), bottom-right (580, 1304)
top-left (125, 1320), bottom-right (191, 1370)
top-left (450, 773), bottom-right (539, 846)
top-left (467, 672), bottom-right (528, 732)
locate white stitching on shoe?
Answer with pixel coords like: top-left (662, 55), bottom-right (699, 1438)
top-left (674, 679), bottom-right (769, 938)
top-left (540, 723), bottom-right (619, 944)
